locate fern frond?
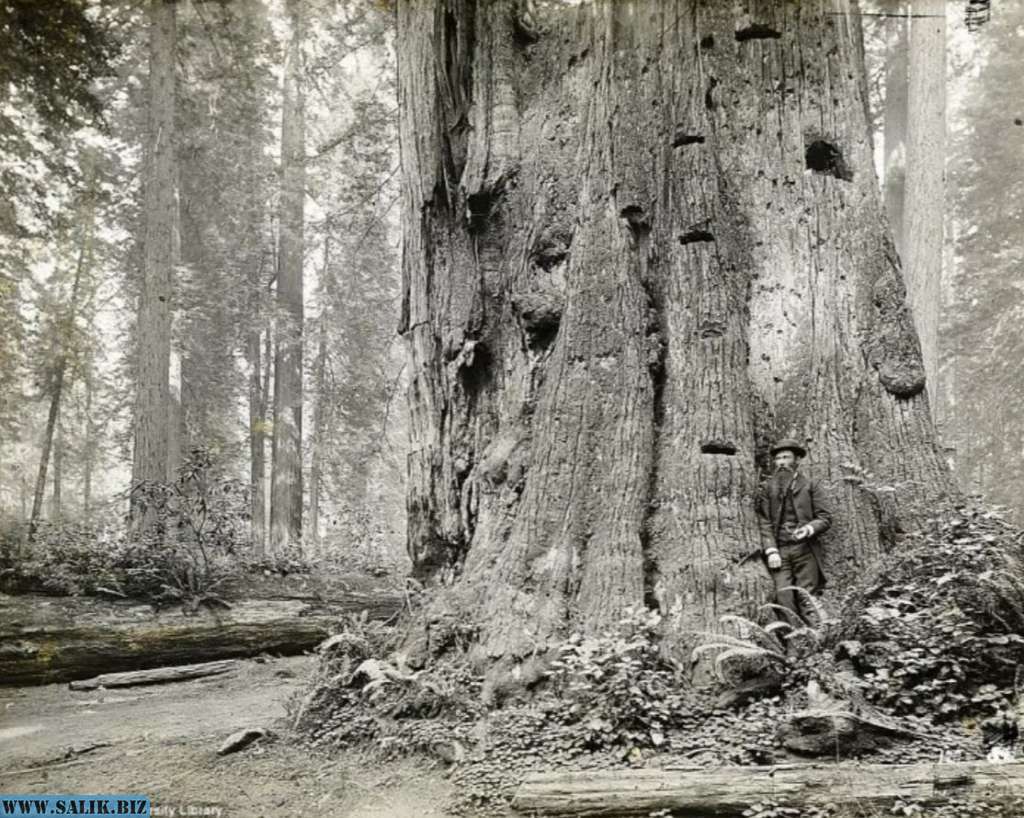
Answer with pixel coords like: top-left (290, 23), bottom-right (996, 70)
top-left (779, 585), bottom-right (831, 629)
top-left (691, 641), bottom-right (754, 660)
top-left (760, 602), bottom-right (805, 627)
top-left (693, 632), bottom-right (761, 650)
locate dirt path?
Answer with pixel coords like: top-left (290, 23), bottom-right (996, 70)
top-left (0, 656), bottom-right (455, 817)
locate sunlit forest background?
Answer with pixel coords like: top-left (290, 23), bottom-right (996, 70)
top-left (0, 0), bottom-right (1020, 592)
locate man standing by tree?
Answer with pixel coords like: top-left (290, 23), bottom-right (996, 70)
top-left (758, 439), bottom-right (832, 623)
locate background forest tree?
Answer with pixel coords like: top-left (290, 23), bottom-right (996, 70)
top-left (0, 0), bottom-right (406, 580)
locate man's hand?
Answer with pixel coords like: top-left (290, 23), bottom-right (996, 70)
top-left (793, 524), bottom-right (815, 541)
top-left (766, 549), bottom-right (781, 570)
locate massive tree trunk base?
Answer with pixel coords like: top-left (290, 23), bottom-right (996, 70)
top-left (0, 591), bottom-right (401, 687)
top-left (513, 762), bottom-right (1024, 817)
top-left (397, 0), bottom-right (954, 672)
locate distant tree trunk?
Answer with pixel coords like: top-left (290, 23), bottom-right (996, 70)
top-left (903, 0), bottom-right (945, 418)
top-left (397, 0), bottom-right (952, 672)
top-left (82, 370), bottom-right (94, 517)
top-left (884, 2), bottom-right (908, 256)
top-left (248, 324), bottom-right (268, 554)
top-left (269, 0), bottom-right (305, 554)
top-left (132, 0), bottom-right (178, 518)
top-left (308, 239), bottom-right (331, 550)
top-left (309, 313), bottom-right (328, 550)
top-left (51, 418), bottom-right (63, 521)
top-left (29, 168), bottom-right (96, 537)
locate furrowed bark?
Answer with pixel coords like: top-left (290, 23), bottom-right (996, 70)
top-left (132, 0), bottom-right (178, 520)
top-left (397, 0), bottom-right (953, 671)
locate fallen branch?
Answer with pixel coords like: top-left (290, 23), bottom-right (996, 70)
top-left (68, 659), bottom-right (239, 691)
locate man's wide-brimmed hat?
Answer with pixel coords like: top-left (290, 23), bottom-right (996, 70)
top-left (770, 438), bottom-right (807, 458)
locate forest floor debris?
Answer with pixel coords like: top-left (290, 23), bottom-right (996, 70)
top-left (297, 504), bottom-right (1024, 817)
top-left (0, 654), bottom-right (455, 817)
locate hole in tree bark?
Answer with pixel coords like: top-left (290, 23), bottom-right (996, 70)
top-left (701, 441), bottom-right (738, 456)
top-left (700, 34), bottom-right (715, 50)
top-left (679, 229), bottom-right (714, 245)
top-left (672, 131), bottom-right (705, 148)
top-left (805, 140), bottom-right (853, 181)
top-left (704, 77), bottom-right (718, 111)
top-left (700, 321), bottom-right (725, 338)
top-left (735, 24), bottom-right (782, 42)
top-left (528, 322), bottom-right (559, 351)
top-left (458, 340), bottom-right (492, 396)
top-left (620, 205), bottom-right (650, 235)
top-left (466, 190), bottom-right (495, 233)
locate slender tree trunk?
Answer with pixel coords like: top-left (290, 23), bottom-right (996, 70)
top-left (903, 0), bottom-right (945, 417)
top-left (51, 418), bottom-right (63, 521)
top-left (269, 0), bottom-right (305, 554)
top-left (132, 0), bottom-right (178, 519)
top-left (83, 370), bottom-right (94, 517)
top-left (30, 365), bottom-right (65, 535)
top-left (884, 2), bottom-right (908, 256)
top-left (397, 0), bottom-right (952, 671)
top-left (248, 325), bottom-right (267, 554)
top-left (309, 297), bottom-right (329, 550)
top-left (29, 169), bottom-right (96, 537)
top-left (308, 236), bottom-right (333, 551)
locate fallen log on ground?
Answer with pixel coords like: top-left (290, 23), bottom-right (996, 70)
top-left (68, 659), bottom-right (239, 691)
top-left (0, 588), bottom-right (402, 686)
top-left (512, 761), bottom-right (1024, 816)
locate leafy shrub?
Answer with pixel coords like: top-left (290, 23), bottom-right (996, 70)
top-left (843, 504), bottom-right (1024, 719)
top-left (543, 607), bottom-right (695, 751)
top-left (125, 447), bottom-right (250, 601)
top-left (3, 448), bottom-right (249, 601)
top-left (1, 519), bottom-right (125, 596)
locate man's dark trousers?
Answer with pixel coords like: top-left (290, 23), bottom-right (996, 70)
top-left (772, 541), bottom-right (823, 624)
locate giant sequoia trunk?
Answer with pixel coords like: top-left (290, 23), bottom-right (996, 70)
top-left (397, 0), bottom-right (953, 669)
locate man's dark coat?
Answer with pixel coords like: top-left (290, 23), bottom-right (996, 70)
top-left (756, 470), bottom-right (833, 584)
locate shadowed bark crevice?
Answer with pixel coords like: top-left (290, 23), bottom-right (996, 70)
top-left (672, 131), bottom-right (706, 148)
top-left (805, 138), bottom-right (854, 181)
top-left (735, 23), bottom-right (782, 42)
top-left (679, 229), bottom-right (715, 245)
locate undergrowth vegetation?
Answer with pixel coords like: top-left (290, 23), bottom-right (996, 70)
top-left (843, 505), bottom-right (1024, 726)
top-left (293, 503), bottom-right (1024, 817)
top-left (0, 447), bottom-right (403, 602)
top-left (0, 448), bottom-right (247, 601)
